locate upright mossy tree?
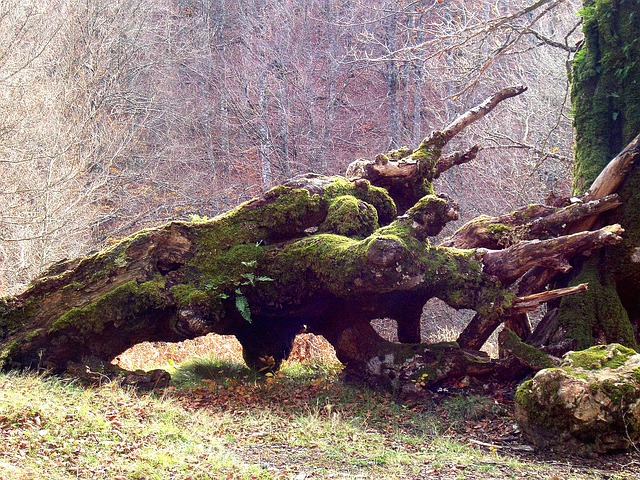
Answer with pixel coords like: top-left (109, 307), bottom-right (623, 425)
top-left (558, 0), bottom-right (640, 349)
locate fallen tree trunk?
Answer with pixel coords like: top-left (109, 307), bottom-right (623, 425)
top-left (0, 86), bottom-right (627, 390)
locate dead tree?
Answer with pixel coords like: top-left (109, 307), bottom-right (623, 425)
top-left (0, 86), bottom-right (628, 391)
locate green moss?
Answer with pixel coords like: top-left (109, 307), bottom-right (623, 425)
top-left (564, 343), bottom-right (636, 370)
top-left (605, 163), bottom-right (640, 327)
top-left (181, 179), bottom-right (399, 305)
top-left (61, 282), bottom-right (84, 294)
top-left (24, 329), bottom-right (43, 342)
top-left (501, 328), bottom-right (554, 370)
top-left (597, 378), bottom-right (640, 405)
top-left (197, 186), bottom-right (327, 250)
top-left (319, 195), bottom-right (378, 237)
top-left (256, 207), bottom-right (504, 313)
top-left (571, 0), bottom-right (640, 193)
top-left (49, 278), bottom-right (167, 335)
top-left (323, 177), bottom-right (397, 224)
top-left (0, 340), bottom-right (19, 368)
top-left (1, 295), bottom-right (42, 338)
top-left (557, 260), bottom-right (637, 350)
top-left (385, 146), bottom-right (413, 161)
top-left (259, 233), bottom-right (363, 302)
top-left (169, 284), bottom-right (216, 308)
top-left (402, 342), bottom-right (463, 387)
top-left (515, 370), bottom-right (573, 432)
top-left (486, 223), bottom-right (511, 234)
top-left (411, 135), bottom-right (444, 176)
top-left (514, 379), bottom-right (534, 407)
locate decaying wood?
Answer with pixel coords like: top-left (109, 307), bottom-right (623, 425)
top-left (511, 284), bottom-right (589, 312)
top-left (422, 85), bottom-right (528, 148)
top-left (0, 85), bottom-right (630, 392)
top-left (584, 132), bottom-right (640, 201)
top-left (489, 134), bottom-right (640, 356)
top-left (458, 226), bottom-right (623, 351)
top-left (433, 145), bottom-right (480, 179)
top-left (345, 85), bottom-right (528, 212)
top-left (481, 224), bottom-right (624, 283)
top-left (442, 194), bottom-right (621, 250)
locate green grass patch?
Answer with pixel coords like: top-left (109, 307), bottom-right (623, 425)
top-left (0, 361), bottom-right (636, 479)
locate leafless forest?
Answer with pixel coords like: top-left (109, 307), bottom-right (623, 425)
top-left (1, 0), bottom-right (580, 295)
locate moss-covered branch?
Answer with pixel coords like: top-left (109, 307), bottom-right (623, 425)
top-left (0, 83), bottom-right (629, 391)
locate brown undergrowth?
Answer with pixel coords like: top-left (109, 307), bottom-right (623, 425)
top-left (116, 332), bottom-right (338, 372)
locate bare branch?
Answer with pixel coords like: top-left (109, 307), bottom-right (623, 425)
top-left (433, 145), bottom-right (480, 179)
top-left (521, 26), bottom-right (577, 52)
top-left (419, 85), bottom-right (528, 149)
top-left (482, 224), bottom-right (625, 283)
top-left (511, 283), bottom-right (588, 312)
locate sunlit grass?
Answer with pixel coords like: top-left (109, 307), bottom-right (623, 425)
top-left (0, 372), bottom-right (253, 479)
top-left (0, 352), bottom-right (635, 479)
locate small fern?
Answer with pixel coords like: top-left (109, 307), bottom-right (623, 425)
top-left (234, 290), bottom-right (252, 323)
top-left (233, 257), bottom-right (273, 323)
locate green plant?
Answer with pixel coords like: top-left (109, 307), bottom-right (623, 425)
top-left (441, 393), bottom-right (502, 423)
top-left (233, 259), bottom-right (273, 323)
top-left (171, 357), bottom-right (256, 387)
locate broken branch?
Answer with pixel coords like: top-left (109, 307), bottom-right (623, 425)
top-left (511, 284), bottom-right (589, 312)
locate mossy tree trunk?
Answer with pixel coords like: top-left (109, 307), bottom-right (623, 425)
top-left (553, 0), bottom-right (640, 351)
top-left (0, 86), bottom-right (627, 391)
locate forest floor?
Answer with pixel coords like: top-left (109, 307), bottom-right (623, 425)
top-left (0, 334), bottom-right (638, 479)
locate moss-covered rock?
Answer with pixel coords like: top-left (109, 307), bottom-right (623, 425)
top-left (515, 344), bottom-right (640, 456)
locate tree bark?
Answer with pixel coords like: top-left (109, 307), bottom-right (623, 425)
top-left (0, 86), bottom-right (626, 390)
top-left (552, 0), bottom-right (640, 352)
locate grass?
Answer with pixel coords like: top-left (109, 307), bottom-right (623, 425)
top-left (1, 334), bottom-right (638, 479)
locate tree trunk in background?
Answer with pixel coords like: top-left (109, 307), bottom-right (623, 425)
top-left (383, 10), bottom-right (399, 149)
top-left (555, 0), bottom-right (640, 350)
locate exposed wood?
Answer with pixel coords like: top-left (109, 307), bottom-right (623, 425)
top-left (321, 322), bottom-right (531, 392)
top-left (504, 313), bottom-right (532, 342)
top-left (457, 283), bottom-right (587, 352)
top-left (585, 132), bottom-right (640, 201)
top-left (369, 154), bottom-right (417, 179)
top-left (442, 195), bottom-right (621, 250)
top-left (570, 132), bottom-right (640, 232)
top-left (511, 284), bottom-right (588, 312)
top-left (459, 222), bottom-right (623, 351)
top-left (499, 136), bottom-right (640, 351)
top-left (481, 224), bottom-right (624, 283)
top-left (345, 145), bottom-right (480, 182)
top-left (505, 137), bottom-right (640, 331)
top-left (442, 204), bottom-right (556, 249)
top-left (420, 85), bottom-right (528, 149)
top-left (346, 85), bottom-right (527, 186)
top-left (528, 194), bottom-right (621, 236)
top-left (0, 84), bottom-right (624, 392)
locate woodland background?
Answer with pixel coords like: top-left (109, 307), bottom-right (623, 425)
top-left (1, 0), bottom-right (578, 302)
